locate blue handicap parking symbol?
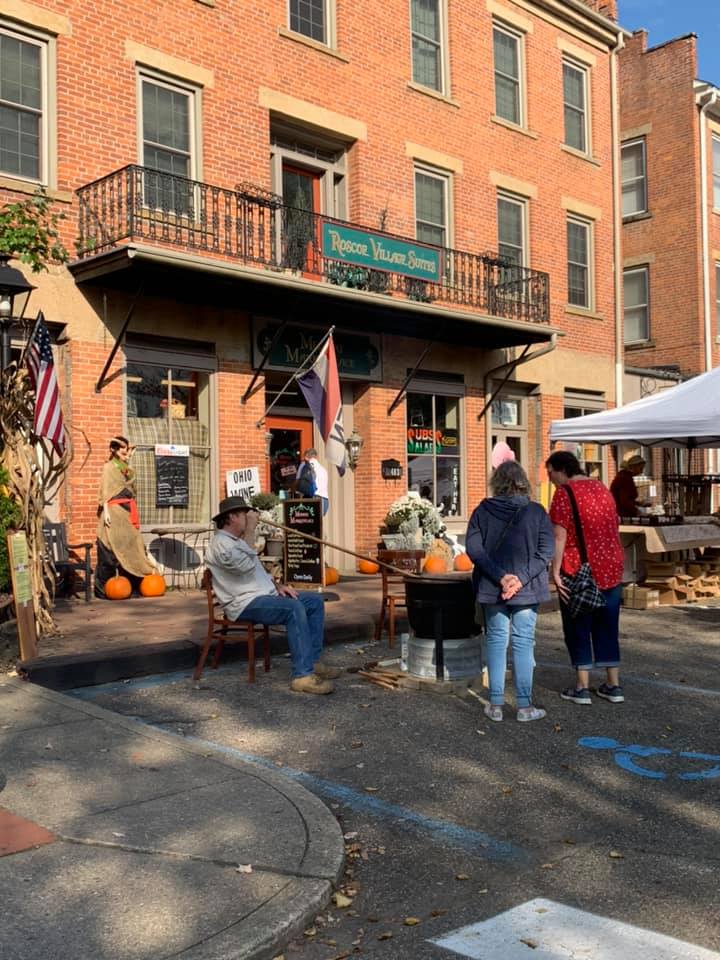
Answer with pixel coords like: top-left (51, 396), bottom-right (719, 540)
top-left (578, 737), bottom-right (720, 781)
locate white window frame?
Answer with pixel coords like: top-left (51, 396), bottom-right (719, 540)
top-left (287, 0), bottom-right (335, 47)
top-left (491, 391), bottom-right (528, 467)
top-left (136, 69), bottom-right (200, 182)
top-left (562, 57), bottom-right (589, 154)
top-left (492, 22), bottom-right (525, 128)
top-left (497, 191), bottom-right (528, 268)
top-left (713, 135), bottom-right (720, 211)
top-left (624, 265), bottom-right (650, 344)
top-left (566, 214), bottom-right (593, 309)
top-left (621, 138), bottom-right (647, 218)
top-left (414, 165), bottom-right (451, 250)
top-left (0, 23), bottom-right (50, 185)
top-left (409, 0), bottom-right (448, 94)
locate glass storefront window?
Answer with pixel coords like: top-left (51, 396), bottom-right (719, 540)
top-left (126, 363), bottom-right (211, 525)
top-left (563, 404), bottom-right (604, 479)
top-left (406, 391), bottom-right (462, 517)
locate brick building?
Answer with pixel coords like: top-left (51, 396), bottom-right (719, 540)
top-left (618, 30), bottom-right (720, 480)
top-left (0, 0), bottom-right (624, 570)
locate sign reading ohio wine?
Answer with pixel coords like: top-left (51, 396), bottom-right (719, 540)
top-left (321, 222), bottom-right (441, 283)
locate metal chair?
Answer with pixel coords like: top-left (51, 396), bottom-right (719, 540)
top-left (194, 569), bottom-right (270, 681)
top-left (374, 549), bottom-right (425, 647)
top-left (43, 521), bottom-right (93, 602)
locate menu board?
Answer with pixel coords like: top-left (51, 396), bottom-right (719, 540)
top-left (283, 498), bottom-right (323, 588)
top-left (155, 444), bottom-right (189, 508)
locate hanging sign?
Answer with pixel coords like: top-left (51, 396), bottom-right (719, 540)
top-left (6, 531), bottom-right (37, 660)
top-left (155, 444), bottom-right (190, 508)
top-left (253, 321), bottom-right (382, 381)
top-left (283, 499), bottom-right (323, 589)
top-left (321, 222), bottom-right (441, 282)
top-left (226, 466), bottom-right (261, 500)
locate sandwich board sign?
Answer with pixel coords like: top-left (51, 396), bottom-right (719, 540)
top-left (226, 466), bottom-right (261, 501)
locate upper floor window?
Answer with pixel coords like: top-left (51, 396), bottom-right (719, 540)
top-left (563, 59), bottom-right (588, 153)
top-left (140, 74), bottom-right (197, 212)
top-left (415, 167), bottom-right (448, 247)
top-left (567, 215), bottom-right (592, 309)
top-left (497, 192), bottom-right (527, 268)
top-left (411, 0), bottom-right (445, 93)
top-left (493, 24), bottom-right (522, 126)
top-left (713, 135), bottom-right (720, 210)
top-left (621, 138), bottom-right (647, 217)
top-left (289, 0), bottom-right (329, 44)
top-left (624, 266), bottom-right (649, 343)
top-left (0, 28), bottom-right (46, 182)
top-left (716, 262), bottom-right (720, 333)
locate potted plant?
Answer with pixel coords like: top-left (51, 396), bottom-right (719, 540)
top-left (251, 492), bottom-right (284, 556)
top-left (382, 494), bottom-right (444, 550)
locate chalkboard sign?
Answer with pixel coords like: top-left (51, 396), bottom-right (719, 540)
top-left (155, 444), bottom-right (190, 508)
top-left (283, 498), bottom-right (323, 588)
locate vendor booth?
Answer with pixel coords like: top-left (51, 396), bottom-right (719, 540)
top-left (550, 366), bottom-right (720, 605)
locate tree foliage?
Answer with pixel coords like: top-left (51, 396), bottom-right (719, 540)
top-left (0, 190), bottom-right (68, 272)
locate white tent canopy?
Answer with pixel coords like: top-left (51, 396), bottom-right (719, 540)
top-left (550, 366), bottom-right (720, 448)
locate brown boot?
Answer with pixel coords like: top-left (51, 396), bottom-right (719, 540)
top-left (314, 661), bottom-right (343, 680)
top-left (290, 674), bottom-right (334, 695)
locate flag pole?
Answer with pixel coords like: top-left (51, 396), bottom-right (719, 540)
top-left (256, 325), bottom-right (335, 428)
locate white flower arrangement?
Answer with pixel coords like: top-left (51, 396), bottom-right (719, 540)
top-left (256, 504), bottom-right (284, 539)
top-left (383, 494), bottom-right (444, 548)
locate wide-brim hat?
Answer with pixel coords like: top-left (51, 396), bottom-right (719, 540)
top-left (624, 454), bottom-right (646, 469)
top-left (212, 496), bottom-right (253, 523)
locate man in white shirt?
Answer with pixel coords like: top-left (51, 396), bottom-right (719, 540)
top-left (205, 497), bottom-right (340, 694)
top-left (295, 448), bottom-right (329, 515)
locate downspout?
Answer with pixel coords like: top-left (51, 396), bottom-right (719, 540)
top-left (610, 31), bottom-right (625, 409)
top-left (482, 334), bottom-right (558, 481)
top-left (698, 89), bottom-right (718, 374)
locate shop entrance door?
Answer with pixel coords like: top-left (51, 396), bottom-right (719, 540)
top-left (266, 416), bottom-right (314, 496)
top-left (282, 164), bottom-right (322, 277)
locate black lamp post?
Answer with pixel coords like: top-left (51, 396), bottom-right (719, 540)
top-left (0, 253), bottom-right (35, 372)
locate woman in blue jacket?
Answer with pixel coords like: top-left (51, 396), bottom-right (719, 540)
top-left (466, 460), bottom-right (554, 723)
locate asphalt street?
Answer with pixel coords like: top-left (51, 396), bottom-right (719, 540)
top-left (74, 603), bottom-right (720, 960)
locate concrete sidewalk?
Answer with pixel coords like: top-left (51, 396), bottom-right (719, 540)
top-left (0, 677), bottom-right (344, 960)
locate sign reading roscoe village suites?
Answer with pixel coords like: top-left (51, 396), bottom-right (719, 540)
top-left (321, 223), bottom-right (441, 283)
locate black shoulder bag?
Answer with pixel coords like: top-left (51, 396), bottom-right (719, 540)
top-left (560, 484), bottom-right (606, 618)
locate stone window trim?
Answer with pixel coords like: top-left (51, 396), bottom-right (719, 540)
top-left (0, 20), bottom-right (56, 188)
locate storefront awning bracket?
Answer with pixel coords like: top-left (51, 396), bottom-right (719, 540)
top-left (95, 283), bottom-right (144, 393)
top-left (241, 318), bottom-right (289, 405)
top-left (387, 340), bottom-right (434, 416)
top-left (476, 344), bottom-right (532, 421)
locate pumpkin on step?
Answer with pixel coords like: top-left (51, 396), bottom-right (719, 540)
top-left (325, 566), bottom-right (340, 586)
top-left (105, 575), bottom-right (132, 600)
top-left (140, 573), bottom-right (166, 597)
top-left (454, 552), bottom-right (473, 572)
top-left (358, 559), bottom-right (379, 575)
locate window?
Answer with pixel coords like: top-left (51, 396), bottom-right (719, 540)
top-left (493, 25), bottom-right (522, 125)
top-left (563, 391), bottom-right (605, 480)
top-left (140, 75), bottom-right (196, 211)
top-left (563, 59), bottom-right (588, 153)
top-left (411, 0), bottom-right (445, 93)
top-left (0, 28), bottom-right (46, 181)
top-left (491, 394), bottom-right (527, 466)
top-left (713, 136), bottom-right (720, 210)
top-left (407, 390), bottom-right (462, 517)
top-left (621, 139), bottom-right (647, 217)
top-left (624, 267), bottom-right (649, 343)
top-left (716, 263), bottom-right (720, 334)
top-left (567, 215), bottom-right (591, 308)
top-left (415, 168), bottom-right (448, 247)
top-left (126, 358), bottom-right (213, 526)
top-left (289, 0), bottom-right (328, 44)
top-left (497, 192), bottom-right (527, 268)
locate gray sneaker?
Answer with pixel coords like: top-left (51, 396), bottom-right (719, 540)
top-left (596, 683), bottom-right (625, 703)
top-left (561, 686), bottom-right (592, 705)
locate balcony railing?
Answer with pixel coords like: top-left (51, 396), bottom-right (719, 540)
top-left (75, 165), bottom-right (550, 324)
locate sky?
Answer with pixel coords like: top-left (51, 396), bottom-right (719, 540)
top-left (618, 0), bottom-right (719, 84)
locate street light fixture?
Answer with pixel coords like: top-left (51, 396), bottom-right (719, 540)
top-left (344, 429), bottom-right (364, 470)
top-left (0, 253), bottom-right (35, 372)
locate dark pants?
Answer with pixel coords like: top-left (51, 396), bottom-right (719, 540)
top-left (94, 540), bottom-right (142, 599)
top-left (560, 584), bottom-right (622, 670)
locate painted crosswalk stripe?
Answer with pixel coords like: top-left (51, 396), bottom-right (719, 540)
top-left (431, 898), bottom-right (720, 959)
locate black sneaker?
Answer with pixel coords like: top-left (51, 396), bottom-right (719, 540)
top-left (596, 683), bottom-right (625, 703)
top-left (561, 686), bottom-right (592, 705)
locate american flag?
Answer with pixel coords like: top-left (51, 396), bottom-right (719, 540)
top-left (26, 314), bottom-right (66, 454)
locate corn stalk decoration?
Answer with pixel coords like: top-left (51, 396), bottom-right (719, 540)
top-left (0, 191), bottom-right (70, 637)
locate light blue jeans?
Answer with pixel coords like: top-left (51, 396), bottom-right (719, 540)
top-left (483, 604), bottom-right (538, 708)
top-left (241, 592), bottom-right (324, 678)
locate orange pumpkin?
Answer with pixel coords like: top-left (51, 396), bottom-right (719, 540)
top-left (358, 559), bottom-right (380, 575)
top-left (140, 573), bottom-right (166, 597)
top-left (105, 575), bottom-right (132, 600)
top-left (454, 552), bottom-right (473, 572)
top-left (325, 566), bottom-right (340, 586)
top-left (423, 555), bottom-right (448, 575)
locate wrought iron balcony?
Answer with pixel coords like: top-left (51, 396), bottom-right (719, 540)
top-left (75, 165), bottom-right (550, 324)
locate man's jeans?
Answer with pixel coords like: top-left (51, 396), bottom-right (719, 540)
top-left (483, 604), bottom-right (538, 708)
top-left (241, 592), bottom-right (325, 678)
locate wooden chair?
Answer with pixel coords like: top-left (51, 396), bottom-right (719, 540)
top-left (43, 521), bottom-right (93, 602)
top-left (194, 569), bottom-right (271, 682)
top-left (374, 549), bottom-right (425, 647)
